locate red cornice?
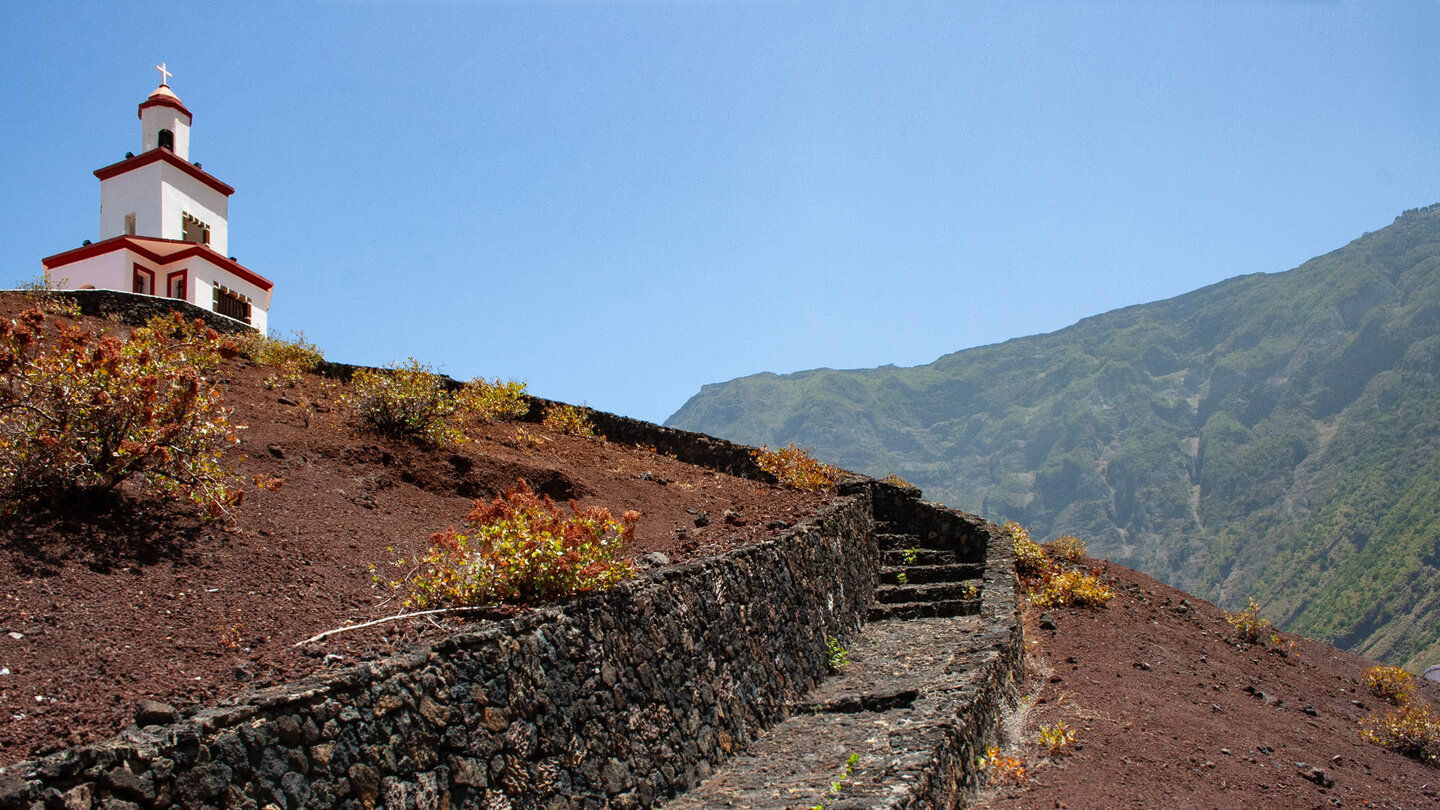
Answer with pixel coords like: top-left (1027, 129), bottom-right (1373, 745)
top-left (93, 149), bottom-right (234, 197)
top-left (43, 236), bottom-right (273, 292)
top-left (138, 95), bottom-right (193, 124)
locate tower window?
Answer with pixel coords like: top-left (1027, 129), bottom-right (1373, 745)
top-left (157, 129), bottom-right (174, 151)
top-left (212, 284), bottom-right (252, 325)
top-left (124, 213), bottom-right (136, 236)
top-left (182, 212), bottom-right (210, 246)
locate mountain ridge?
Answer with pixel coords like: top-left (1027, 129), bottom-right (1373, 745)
top-left (668, 205), bottom-right (1440, 670)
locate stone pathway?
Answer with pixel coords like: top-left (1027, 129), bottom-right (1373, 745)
top-left (661, 615), bottom-right (1002, 809)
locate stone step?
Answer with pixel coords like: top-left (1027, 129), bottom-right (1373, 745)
top-left (867, 598), bottom-right (982, 622)
top-left (881, 547), bottom-right (960, 567)
top-left (879, 563), bottom-right (983, 585)
top-left (876, 532), bottom-right (951, 552)
top-left (875, 581), bottom-right (979, 604)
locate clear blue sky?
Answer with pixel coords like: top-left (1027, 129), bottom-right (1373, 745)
top-left (3, 2), bottom-right (1437, 424)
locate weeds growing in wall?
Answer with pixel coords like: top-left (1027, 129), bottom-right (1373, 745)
top-left (753, 444), bottom-right (840, 493)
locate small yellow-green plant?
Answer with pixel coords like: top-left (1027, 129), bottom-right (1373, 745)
top-left (1005, 521), bottom-right (1049, 576)
top-left (0, 309), bottom-right (243, 518)
top-left (960, 580), bottom-right (981, 599)
top-left (18, 275), bottom-right (82, 318)
top-left (348, 359), bottom-right (463, 447)
top-left (880, 472), bottom-right (912, 488)
top-left (1047, 534), bottom-right (1086, 563)
top-left (1364, 664), bottom-right (1416, 705)
top-left (402, 478), bottom-right (637, 608)
top-left (902, 547), bottom-right (919, 565)
top-left (1225, 598), bottom-right (1272, 645)
top-left (542, 403), bottom-right (597, 437)
top-left (1037, 720), bottom-right (1077, 756)
top-left (977, 746), bottom-right (1027, 785)
top-left (825, 634), bottom-right (849, 674)
top-left (896, 571), bottom-right (909, 586)
top-left (1031, 568), bottom-right (1113, 608)
top-left (1360, 700), bottom-right (1440, 766)
top-left (457, 377), bottom-right (529, 424)
top-left (753, 444), bottom-right (841, 493)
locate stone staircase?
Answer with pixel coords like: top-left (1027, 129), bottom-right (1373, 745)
top-left (662, 487), bottom-right (1021, 810)
top-left (869, 527), bottom-right (985, 622)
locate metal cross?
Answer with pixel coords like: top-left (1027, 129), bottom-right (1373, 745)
top-left (155, 63), bottom-right (172, 86)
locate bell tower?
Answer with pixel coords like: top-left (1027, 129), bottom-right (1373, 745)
top-left (138, 64), bottom-right (192, 160)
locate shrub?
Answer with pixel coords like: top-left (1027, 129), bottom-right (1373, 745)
top-left (403, 479), bottom-right (637, 608)
top-left (457, 377), bottom-right (529, 423)
top-left (1047, 534), bottom-right (1086, 563)
top-left (1031, 568), bottom-right (1113, 608)
top-left (1360, 700), bottom-right (1440, 766)
top-left (236, 331), bottom-right (324, 390)
top-left (1225, 598), bottom-right (1272, 645)
top-left (1364, 664), bottom-right (1416, 705)
top-left (1038, 720), bottom-right (1077, 756)
top-left (541, 404), bottom-right (597, 437)
top-left (0, 309), bottom-right (242, 517)
top-left (19, 275), bottom-right (82, 319)
top-left (753, 444), bottom-right (841, 493)
top-left (348, 359), bottom-right (462, 446)
top-left (1006, 521), bottom-right (1049, 576)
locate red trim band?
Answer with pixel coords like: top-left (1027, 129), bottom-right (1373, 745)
top-left (43, 236), bottom-right (273, 292)
top-left (138, 95), bottom-right (193, 123)
top-left (93, 149), bottom-right (234, 197)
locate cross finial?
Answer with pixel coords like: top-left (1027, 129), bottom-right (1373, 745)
top-left (155, 62), bottom-right (172, 86)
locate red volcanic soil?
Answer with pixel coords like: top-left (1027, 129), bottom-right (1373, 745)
top-left (974, 559), bottom-right (1440, 810)
top-left (0, 296), bottom-right (831, 764)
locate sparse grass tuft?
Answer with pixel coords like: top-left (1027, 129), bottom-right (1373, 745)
top-left (880, 471), bottom-right (912, 488)
top-left (753, 444), bottom-right (841, 493)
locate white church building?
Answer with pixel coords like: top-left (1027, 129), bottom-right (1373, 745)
top-left (43, 66), bottom-right (273, 332)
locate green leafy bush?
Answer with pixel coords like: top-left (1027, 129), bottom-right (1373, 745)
top-left (403, 479), bottom-right (637, 608)
top-left (348, 359), bottom-right (462, 446)
top-left (825, 634), bottom-right (850, 673)
top-left (541, 403), bottom-right (598, 437)
top-left (458, 377), bottom-right (529, 423)
top-left (753, 444), bottom-right (841, 493)
top-left (237, 330), bottom-right (324, 390)
top-left (0, 309), bottom-right (242, 517)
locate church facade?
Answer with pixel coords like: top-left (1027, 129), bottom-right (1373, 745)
top-left (42, 66), bottom-right (273, 332)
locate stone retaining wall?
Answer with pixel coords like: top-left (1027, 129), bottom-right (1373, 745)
top-left (41, 290), bottom-right (256, 335)
top-left (0, 496), bottom-right (878, 810)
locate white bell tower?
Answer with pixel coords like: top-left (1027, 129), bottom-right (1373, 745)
top-left (138, 63), bottom-right (192, 160)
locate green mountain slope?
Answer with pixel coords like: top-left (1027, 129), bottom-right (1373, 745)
top-left (668, 205), bottom-right (1440, 670)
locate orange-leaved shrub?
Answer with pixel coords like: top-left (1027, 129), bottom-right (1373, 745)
top-left (0, 309), bottom-right (242, 517)
top-left (1225, 598), bottom-right (1272, 645)
top-left (753, 444), bottom-right (840, 493)
top-left (404, 479), bottom-right (637, 608)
